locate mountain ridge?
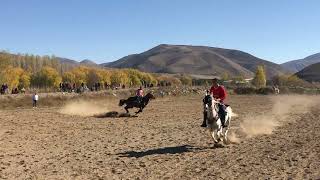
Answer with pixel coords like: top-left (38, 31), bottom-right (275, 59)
top-left (105, 44), bottom-right (288, 78)
top-left (281, 53), bottom-right (320, 72)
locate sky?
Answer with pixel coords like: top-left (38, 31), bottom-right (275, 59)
top-left (1, 0), bottom-right (319, 64)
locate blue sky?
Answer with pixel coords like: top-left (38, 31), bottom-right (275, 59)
top-left (1, 0), bottom-right (319, 64)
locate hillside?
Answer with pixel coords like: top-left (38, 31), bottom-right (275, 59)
top-left (105, 44), bottom-right (287, 78)
top-left (296, 62), bottom-right (320, 82)
top-left (281, 53), bottom-right (320, 72)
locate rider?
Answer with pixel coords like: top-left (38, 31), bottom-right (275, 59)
top-left (136, 86), bottom-right (144, 103)
top-left (201, 78), bottom-right (228, 127)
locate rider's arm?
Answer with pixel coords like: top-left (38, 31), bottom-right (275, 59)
top-left (219, 86), bottom-right (227, 102)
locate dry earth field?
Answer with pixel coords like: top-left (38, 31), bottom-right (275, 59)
top-left (0, 94), bottom-right (320, 179)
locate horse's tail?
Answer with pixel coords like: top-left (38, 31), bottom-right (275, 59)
top-left (119, 99), bottom-right (126, 106)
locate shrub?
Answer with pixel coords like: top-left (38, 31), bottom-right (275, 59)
top-left (255, 87), bottom-right (274, 95)
top-left (234, 87), bottom-right (256, 94)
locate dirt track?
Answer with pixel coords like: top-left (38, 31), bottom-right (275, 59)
top-left (0, 95), bottom-right (319, 179)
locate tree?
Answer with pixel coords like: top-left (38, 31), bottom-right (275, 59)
top-left (31, 66), bottom-right (61, 88)
top-left (87, 68), bottom-right (102, 87)
top-left (252, 65), bottom-right (266, 88)
top-left (70, 66), bottom-right (89, 86)
top-left (0, 66), bottom-right (24, 89)
top-left (221, 72), bottom-right (230, 81)
top-left (110, 70), bottom-right (129, 86)
top-left (62, 72), bottom-right (76, 83)
top-left (98, 69), bottom-right (111, 85)
top-left (18, 71), bottom-right (31, 89)
top-left (179, 74), bottom-right (192, 86)
top-left (125, 69), bottom-right (142, 87)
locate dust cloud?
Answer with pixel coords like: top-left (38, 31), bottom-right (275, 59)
top-left (228, 131), bottom-right (241, 144)
top-left (240, 95), bottom-right (319, 138)
top-left (59, 100), bottom-right (113, 117)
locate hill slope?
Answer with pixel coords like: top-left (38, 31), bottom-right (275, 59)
top-left (105, 44), bottom-right (287, 78)
top-left (296, 62), bottom-right (320, 82)
top-left (281, 53), bottom-right (320, 72)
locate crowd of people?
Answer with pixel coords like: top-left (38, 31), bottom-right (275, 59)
top-left (58, 81), bottom-right (159, 93)
top-left (1, 84), bottom-right (26, 95)
top-left (0, 84), bottom-right (9, 94)
top-left (59, 82), bottom-right (110, 93)
top-left (0, 80), bottom-right (171, 95)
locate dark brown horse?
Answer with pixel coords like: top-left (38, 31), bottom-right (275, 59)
top-left (119, 93), bottom-right (155, 114)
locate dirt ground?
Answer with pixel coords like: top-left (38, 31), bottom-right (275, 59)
top-left (0, 94), bottom-right (320, 179)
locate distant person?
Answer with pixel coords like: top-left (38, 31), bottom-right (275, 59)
top-left (136, 86), bottom-right (144, 103)
top-left (201, 78), bottom-right (228, 127)
top-left (32, 93), bottom-right (39, 108)
top-left (21, 87), bottom-right (26, 94)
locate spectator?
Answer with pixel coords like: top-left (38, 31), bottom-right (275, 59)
top-left (32, 92), bottom-right (39, 108)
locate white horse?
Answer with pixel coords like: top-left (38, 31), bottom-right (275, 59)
top-left (203, 92), bottom-right (233, 145)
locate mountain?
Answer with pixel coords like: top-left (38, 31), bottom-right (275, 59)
top-left (80, 59), bottom-right (98, 66)
top-left (56, 57), bottom-right (98, 67)
top-left (56, 57), bottom-right (79, 66)
top-left (105, 44), bottom-right (287, 78)
top-left (296, 62), bottom-right (320, 82)
top-left (281, 53), bottom-right (320, 72)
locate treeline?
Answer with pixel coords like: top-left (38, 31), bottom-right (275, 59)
top-left (219, 65), bottom-right (314, 88)
top-left (0, 51), bottom-right (74, 74)
top-left (0, 51), bottom-right (194, 91)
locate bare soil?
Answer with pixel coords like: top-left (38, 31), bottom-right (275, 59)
top-left (0, 95), bottom-right (319, 179)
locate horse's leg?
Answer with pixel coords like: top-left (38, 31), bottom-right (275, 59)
top-left (125, 106), bottom-right (129, 114)
top-left (223, 115), bottom-right (231, 144)
top-left (211, 129), bottom-right (219, 144)
top-left (222, 127), bottom-right (229, 144)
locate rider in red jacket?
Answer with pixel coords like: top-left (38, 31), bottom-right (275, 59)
top-left (210, 82), bottom-right (227, 104)
top-left (201, 78), bottom-right (228, 127)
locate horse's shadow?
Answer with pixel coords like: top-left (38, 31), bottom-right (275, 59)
top-left (94, 111), bottom-right (139, 118)
top-left (116, 144), bottom-right (221, 158)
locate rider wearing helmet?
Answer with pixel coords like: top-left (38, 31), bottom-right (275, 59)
top-left (201, 78), bottom-right (228, 127)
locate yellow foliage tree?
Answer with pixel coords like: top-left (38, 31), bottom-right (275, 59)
top-left (0, 66), bottom-right (28, 89)
top-left (32, 66), bottom-right (61, 88)
top-left (70, 66), bottom-right (90, 86)
top-left (110, 70), bottom-right (129, 86)
top-left (179, 74), bottom-right (192, 86)
top-left (87, 68), bottom-right (102, 87)
top-left (62, 72), bottom-right (76, 83)
top-left (252, 65), bottom-right (266, 88)
top-left (98, 69), bottom-right (111, 85)
top-left (19, 71), bottom-right (31, 89)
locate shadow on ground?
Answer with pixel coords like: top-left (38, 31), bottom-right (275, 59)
top-left (116, 145), bottom-right (223, 158)
top-left (94, 111), bottom-right (138, 118)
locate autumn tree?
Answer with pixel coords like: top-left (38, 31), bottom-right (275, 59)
top-left (0, 66), bottom-right (23, 89)
top-left (221, 72), bottom-right (230, 81)
top-left (31, 66), bottom-right (61, 88)
top-left (179, 74), bottom-right (192, 86)
top-left (87, 68), bottom-right (102, 87)
top-left (110, 70), bottom-right (129, 86)
top-left (62, 72), bottom-right (76, 83)
top-left (98, 69), bottom-right (111, 85)
top-left (252, 65), bottom-right (266, 88)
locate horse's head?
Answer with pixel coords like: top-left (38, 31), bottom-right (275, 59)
top-left (203, 93), bottom-right (219, 120)
top-left (145, 92), bottom-right (155, 100)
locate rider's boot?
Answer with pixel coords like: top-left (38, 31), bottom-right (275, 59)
top-left (201, 111), bottom-right (207, 127)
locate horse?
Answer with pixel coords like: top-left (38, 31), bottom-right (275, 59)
top-left (119, 92), bottom-right (155, 114)
top-left (203, 92), bottom-right (233, 145)
top-left (273, 86), bottom-right (280, 94)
